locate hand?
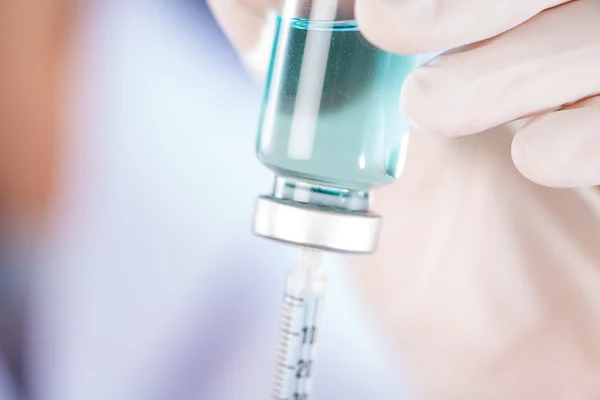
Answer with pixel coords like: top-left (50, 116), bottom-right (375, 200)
top-left (357, 0), bottom-right (600, 188)
top-left (353, 1), bottom-right (600, 397)
top-left (211, 2), bottom-right (600, 398)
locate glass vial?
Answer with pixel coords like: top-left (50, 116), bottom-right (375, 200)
top-left (257, 0), bottom-right (417, 212)
top-left (253, 0), bottom-right (417, 253)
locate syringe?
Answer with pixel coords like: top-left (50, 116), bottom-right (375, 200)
top-left (272, 249), bottom-right (326, 400)
top-left (252, 0), bottom-right (411, 397)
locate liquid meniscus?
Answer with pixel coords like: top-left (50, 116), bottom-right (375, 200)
top-left (257, 17), bottom-right (417, 192)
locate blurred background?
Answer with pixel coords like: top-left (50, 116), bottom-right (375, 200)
top-left (0, 1), bottom-right (409, 399)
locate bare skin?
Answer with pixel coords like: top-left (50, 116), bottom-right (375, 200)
top-left (0, 0), bottom-right (77, 222)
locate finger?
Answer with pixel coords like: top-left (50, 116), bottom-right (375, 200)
top-left (401, 0), bottom-right (600, 138)
top-left (356, 0), bottom-right (572, 54)
top-left (208, 0), bottom-right (278, 79)
top-left (512, 96), bottom-right (600, 188)
top-left (208, 0), bottom-right (277, 54)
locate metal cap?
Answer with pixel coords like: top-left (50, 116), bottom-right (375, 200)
top-left (252, 196), bottom-right (381, 254)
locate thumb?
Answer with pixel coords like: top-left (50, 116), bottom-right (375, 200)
top-left (208, 0), bottom-right (278, 79)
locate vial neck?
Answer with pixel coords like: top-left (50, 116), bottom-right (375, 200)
top-left (272, 176), bottom-right (371, 212)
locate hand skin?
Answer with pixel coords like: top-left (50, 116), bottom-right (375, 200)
top-left (210, 2), bottom-right (600, 398)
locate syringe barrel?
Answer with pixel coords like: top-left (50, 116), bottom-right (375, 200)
top-left (272, 250), bottom-right (327, 400)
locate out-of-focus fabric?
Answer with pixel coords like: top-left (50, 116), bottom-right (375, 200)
top-left (0, 1), bottom-right (408, 399)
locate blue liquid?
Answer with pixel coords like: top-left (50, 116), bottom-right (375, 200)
top-left (257, 17), bottom-right (417, 192)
